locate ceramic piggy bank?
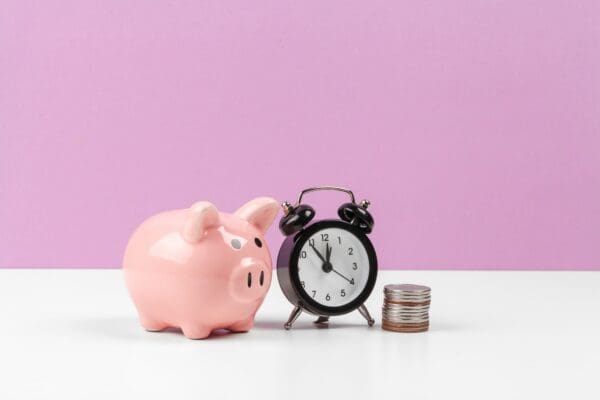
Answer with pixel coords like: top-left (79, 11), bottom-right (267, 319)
top-left (123, 197), bottom-right (279, 339)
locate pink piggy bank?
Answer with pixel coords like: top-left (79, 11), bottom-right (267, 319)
top-left (123, 197), bottom-right (279, 339)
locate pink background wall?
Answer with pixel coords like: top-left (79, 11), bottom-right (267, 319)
top-left (1, 1), bottom-right (599, 269)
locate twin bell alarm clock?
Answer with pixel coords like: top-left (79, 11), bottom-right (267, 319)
top-left (276, 187), bottom-right (378, 329)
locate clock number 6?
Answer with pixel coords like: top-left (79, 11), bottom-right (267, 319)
top-left (325, 293), bottom-right (331, 301)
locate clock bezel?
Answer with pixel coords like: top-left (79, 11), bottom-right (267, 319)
top-left (277, 219), bottom-right (378, 316)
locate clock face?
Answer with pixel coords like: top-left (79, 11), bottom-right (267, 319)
top-left (296, 227), bottom-right (372, 308)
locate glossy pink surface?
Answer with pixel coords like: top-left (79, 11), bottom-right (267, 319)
top-left (123, 197), bottom-right (279, 339)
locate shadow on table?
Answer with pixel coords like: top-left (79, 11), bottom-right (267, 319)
top-left (254, 318), bottom-right (377, 330)
top-left (70, 316), bottom-right (293, 341)
top-left (70, 315), bottom-right (379, 342)
top-left (255, 319), bottom-right (466, 332)
top-left (70, 315), bottom-right (466, 342)
top-left (69, 316), bottom-right (149, 341)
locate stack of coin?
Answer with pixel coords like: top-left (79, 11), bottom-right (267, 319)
top-left (382, 284), bottom-right (431, 332)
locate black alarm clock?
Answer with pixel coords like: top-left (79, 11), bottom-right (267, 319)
top-left (277, 186), bottom-right (378, 329)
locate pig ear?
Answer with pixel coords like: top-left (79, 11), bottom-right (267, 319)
top-left (234, 197), bottom-right (279, 233)
top-left (182, 201), bottom-right (221, 243)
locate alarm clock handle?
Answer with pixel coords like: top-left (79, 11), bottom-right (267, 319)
top-left (296, 186), bottom-right (356, 205)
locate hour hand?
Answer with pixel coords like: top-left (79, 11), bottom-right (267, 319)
top-left (325, 243), bottom-right (331, 262)
top-left (309, 243), bottom-right (326, 263)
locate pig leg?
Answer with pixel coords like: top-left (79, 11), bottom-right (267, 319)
top-left (227, 317), bottom-right (254, 333)
top-left (181, 324), bottom-right (212, 340)
top-left (139, 314), bottom-right (167, 332)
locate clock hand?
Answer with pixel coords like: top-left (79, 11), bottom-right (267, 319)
top-left (325, 242), bottom-right (331, 262)
top-left (331, 267), bottom-right (354, 285)
top-left (309, 242), bottom-right (327, 263)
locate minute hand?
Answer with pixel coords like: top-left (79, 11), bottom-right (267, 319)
top-left (331, 268), bottom-right (354, 285)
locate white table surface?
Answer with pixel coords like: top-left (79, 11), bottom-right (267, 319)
top-left (0, 269), bottom-right (598, 400)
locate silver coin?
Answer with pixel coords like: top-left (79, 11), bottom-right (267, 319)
top-left (381, 313), bottom-right (429, 319)
top-left (383, 317), bottom-right (429, 323)
top-left (383, 313), bottom-right (429, 319)
top-left (385, 299), bottom-right (430, 304)
top-left (384, 291), bottom-right (431, 297)
top-left (385, 292), bottom-right (430, 296)
top-left (383, 304), bottom-right (430, 309)
top-left (382, 307), bottom-right (429, 311)
top-left (381, 304), bottom-right (429, 311)
top-left (384, 292), bottom-right (430, 299)
top-left (382, 317), bottom-right (430, 324)
top-left (382, 310), bottom-right (430, 316)
top-left (383, 303), bottom-right (430, 308)
top-left (384, 284), bottom-right (431, 293)
top-left (384, 298), bottom-right (429, 303)
top-left (382, 304), bottom-right (430, 310)
top-left (381, 315), bottom-right (429, 322)
top-left (385, 299), bottom-right (430, 305)
top-left (385, 292), bottom-right (430, 298)
top-left (383, 318), bottom-right (430, 324)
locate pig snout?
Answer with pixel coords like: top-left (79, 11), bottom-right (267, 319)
top-left (230, 259), bottom-right (271, 303)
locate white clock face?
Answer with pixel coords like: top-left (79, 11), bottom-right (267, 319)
top-left (297, 227), bottom-right (371, 307)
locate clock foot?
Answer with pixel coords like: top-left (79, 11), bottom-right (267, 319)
top-left (284, 306), bottom-right (303, 330)
top-left (313, 316), bottom-right (329, 324)
top-left (358, 304), bottom-right (375, 327)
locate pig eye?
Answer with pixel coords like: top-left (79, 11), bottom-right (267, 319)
top-left (231, 239), bottom-right (242, 249)
top-left (254, 238), bottom-right (263, 248)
